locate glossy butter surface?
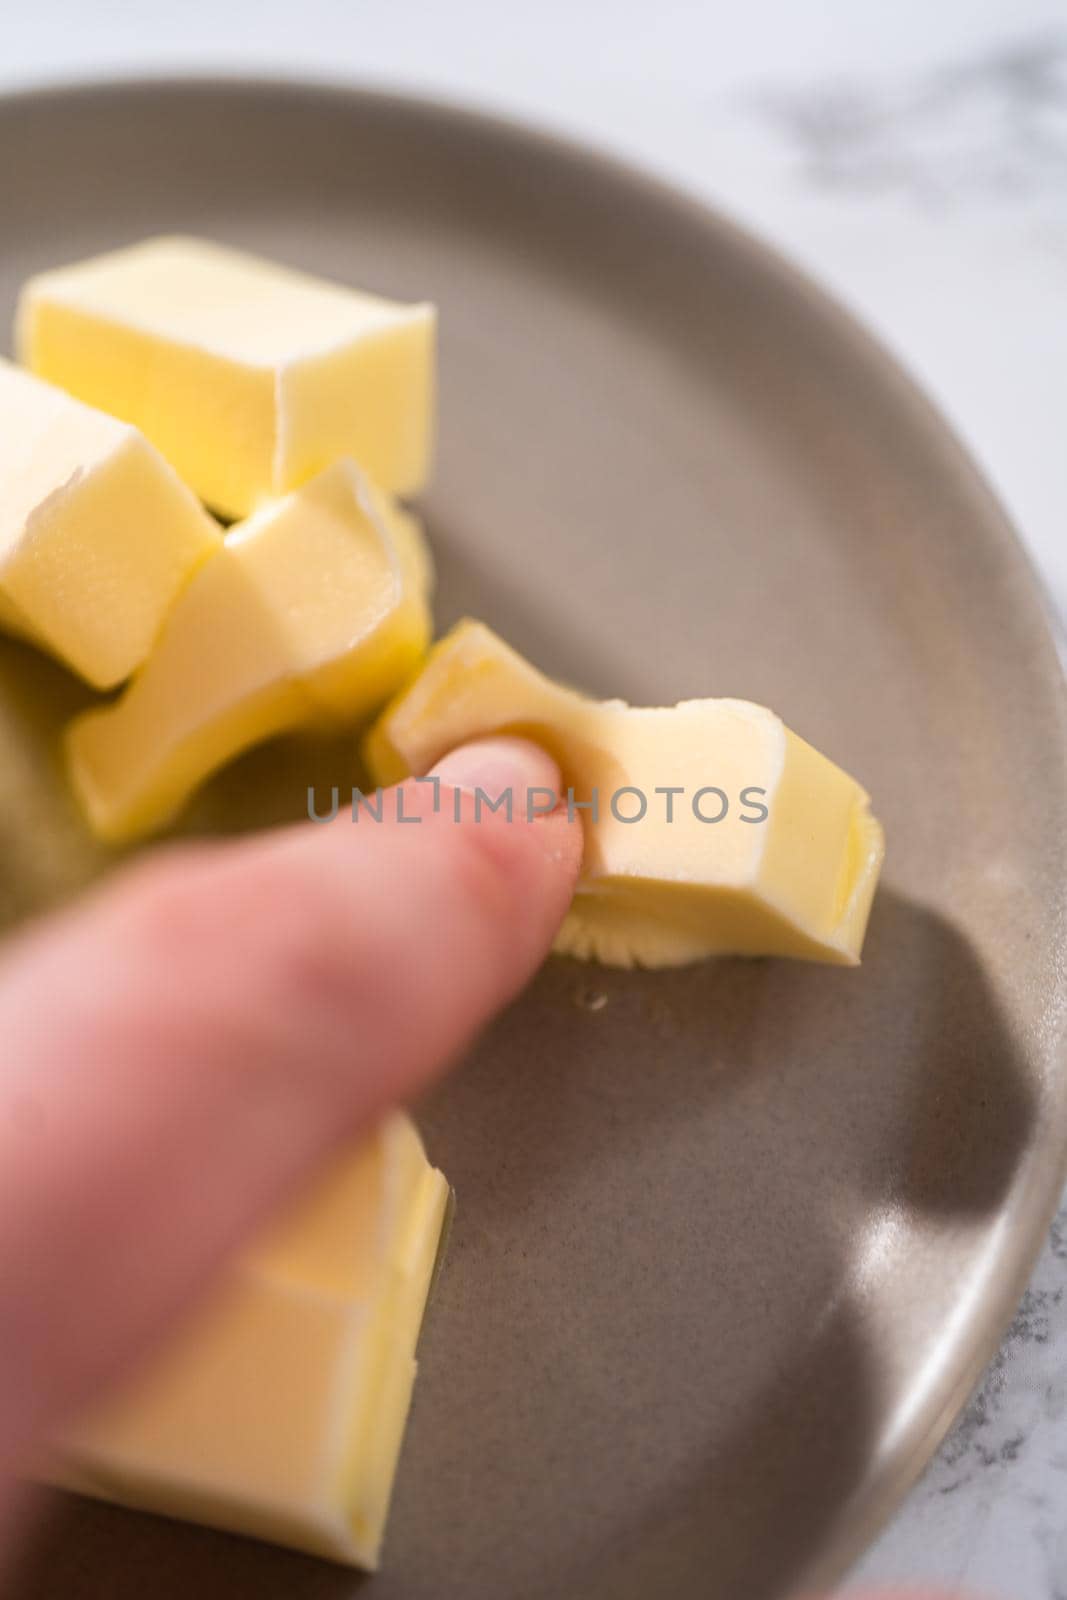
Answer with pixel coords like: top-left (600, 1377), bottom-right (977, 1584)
top-left (18, 236), bottom-right (436, 517)
top-left (48, 1113), bottom-right (449, 1568)
top-left (366, 621), bottom-right (884, 966)
top-left (0, 359), bottom-right (220, 688)
top-left (67, 460), bottom-right (432, 842)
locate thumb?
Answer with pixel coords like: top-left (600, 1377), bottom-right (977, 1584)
top-left (0, 737), bottom-right (580, 1469)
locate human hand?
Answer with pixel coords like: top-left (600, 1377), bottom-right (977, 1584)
top-left (0, 737), bottom-right (580, 1552)
top-left (0, 741), bottom-right (998, 1600)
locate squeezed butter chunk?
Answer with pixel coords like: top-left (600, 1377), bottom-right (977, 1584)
top-left (0, 359), bottom-right (220, 688)
top-left (45, 1114), bottom-right (450, 1569)
top-left (365, 621), bottom-right (884, 967)
top-left (66, 460), bottom-right (433, 843)
top-left (17, 235), bottom-right (436, 518)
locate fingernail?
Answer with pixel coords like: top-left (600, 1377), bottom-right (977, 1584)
top-left (431, 737), bottom-right (561, 810)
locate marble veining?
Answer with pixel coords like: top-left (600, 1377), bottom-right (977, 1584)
top-left (753, 30), bottom-right (1067, 208)
top-left (852, 1199), bottom-right (1067, 1595)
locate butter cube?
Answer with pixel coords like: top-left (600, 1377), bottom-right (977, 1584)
top-left (0, 359), bottom-right (220, 689)
top-left (366, 621), bottom-right (884, 967)
top-left (47, 1114), bottom-right (450, 1569)
top-left (17, 236), bottom-right (436, 519)
top-left (67, 460), bottom-right (433, 842)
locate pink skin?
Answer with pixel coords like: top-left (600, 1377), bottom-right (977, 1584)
top-left (0, 737), bottom-right (579, 1551)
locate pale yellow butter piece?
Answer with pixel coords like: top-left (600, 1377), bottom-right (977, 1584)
top-left (17, 236), bottom-right (436, 518)
top-left (46, 1113), bottom-right (450, 1569)
top-left (365, 621), bottom-right (884, 967)
top-left (66, 460), bottom-right (433, 843)
top-left (0, 359), bottom-right (220, 689)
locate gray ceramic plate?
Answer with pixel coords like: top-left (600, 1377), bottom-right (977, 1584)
top-left (2, 79), bottom-right (1066, 1600)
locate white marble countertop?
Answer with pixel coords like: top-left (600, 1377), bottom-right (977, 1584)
top-left (3, 3), bottom-right (1067, 1593)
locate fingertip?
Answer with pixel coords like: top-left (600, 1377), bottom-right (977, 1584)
top-left (429, 734), bottom-right (583, 901)
top-left (430, 735), bottom-right (563, 810)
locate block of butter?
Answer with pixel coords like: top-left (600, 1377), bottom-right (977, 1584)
top-left (366, 621), bottom-right (885, 967)
top-left (67, 459), bottom-right (433, 843)
top-left (17, 236), bottom-right (436, 519)
top-left (0, 358), bottom-right (220, 689)
top-left (46, 1113), bottom-right (450, 1569)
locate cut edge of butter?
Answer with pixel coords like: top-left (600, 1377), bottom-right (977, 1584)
top-left (17, 236), bottom-right (437, 517)
top-left (553, 804), bottom-right (885, 969)
top-left (0, 358), bottom-right (222, 689)
top-left (40, 1114), bottom-right (451, 1570)
top-left (365, 619), bottom-right (885, 968)
top-left (65, 459), bottom-right (433, 844)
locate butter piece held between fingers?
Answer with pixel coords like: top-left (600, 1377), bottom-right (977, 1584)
top-left (0, 359), bottom-right (221, 689)
top-left (17, 235), bottom-right (436, 518)
top-left (365, 621), bottom-right (885, 968)
top-left (44, 1114), bottom-right (450, 1569)
top-left (66, 460), bottom-right (433, 843)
